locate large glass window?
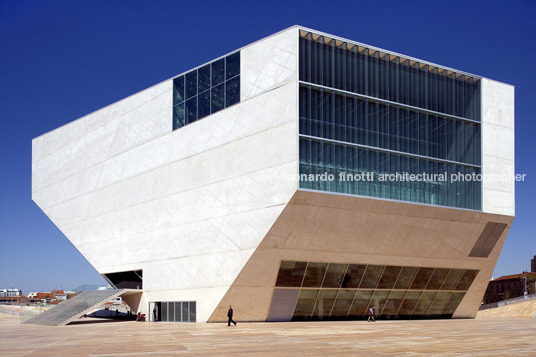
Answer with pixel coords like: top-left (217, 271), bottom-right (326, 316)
top-left (299, 137), bottom-right (481, 210)
top-left (299, 35), bottom-right (481, 121)
top-left (299, 32), bottom-right (482, 211)
top-left (273, 261), bottom-right (478, 321)
top-left (299, 86), bottom-right (481, 165)
top-left (172, 52), bottom-right (240, 130)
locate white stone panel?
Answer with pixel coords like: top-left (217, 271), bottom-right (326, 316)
top-left (78, 122), bottom-right (296, 223)
top-left (32, 119), bottom-right (121, 191)
top-left (57, 161), bottom-right (296, 265)
top-left (32, 80), bottom-right (172, 193)
top-left (32, 163), bottom-right (104, 210)
top-left (95, 82), bottom-right (296, 190)
top-left (241, 27), bottom-right (297, 100)
top-left (481, 78), bottom-right (515, 216)
top-left (106, 87), bottom-right (171, 158)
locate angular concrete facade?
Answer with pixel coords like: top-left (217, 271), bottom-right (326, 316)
top-left (32, 26), bottom-right (514, 322)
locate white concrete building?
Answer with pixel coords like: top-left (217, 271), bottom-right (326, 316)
top-left (32, 26), bottom-right (514, 323)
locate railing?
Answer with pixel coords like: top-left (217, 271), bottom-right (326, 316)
top-left (479, 293), bottom-right (536, 310)
top-left (0, 305), bottom-right (51, 322)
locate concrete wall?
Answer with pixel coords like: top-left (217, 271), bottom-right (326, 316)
top-left (32, 27), bottom-right (299, 322)
top-left (209, 190), bottom-right (514, 322)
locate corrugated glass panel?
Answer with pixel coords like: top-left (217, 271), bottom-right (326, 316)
top-left (343, 264), bottom-right (367, 288)
top-left (348, 290), bottom-right (374, 318)
top-left (381, 290), bottom-right (406, 316)
top-left (311, 290), bottom-right (337, 320)
top-left (377, 266), bottom-right (402, 290)
top-left (323, 264), bottom-right (348, 288)
top-left (293, 289), bottom-right (319, 320)
top-left (275, 261), bottom-right (307, 287)
top-left (398, 291), bottom-right (422, 315)
top-left (303, 262), bottom-right (328, 288)
top-left (331, 290), bottom-right (356, 318)
top-left (360, 265), bottom-right (384, 289)
top-left (412, 291), bottom-right (437, 316)
top-left (394, 267), bottom-right (418, 289)
top-left (410, 268), bottom-right (435, 290)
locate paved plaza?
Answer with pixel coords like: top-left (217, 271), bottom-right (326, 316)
top-left (0, 313), bottom-right (535, 356)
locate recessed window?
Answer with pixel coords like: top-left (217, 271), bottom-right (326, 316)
top-left (172, 52), bottom-right (240, 131)
top-left (273, 260), bottom-right (478, 320)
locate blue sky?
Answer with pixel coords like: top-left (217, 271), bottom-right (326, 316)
top-left (1, 0), bottom-right (534, 293)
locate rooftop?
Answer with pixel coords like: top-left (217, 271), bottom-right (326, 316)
top-left (492, 272), bottom-right (536, 282)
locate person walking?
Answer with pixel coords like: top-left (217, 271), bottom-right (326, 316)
top-left (153, 306), bottom-right (157, 322)
top-left (227, 305), bottom-right (237, 326)
top-left (367, 305), bottom-right (375, 322)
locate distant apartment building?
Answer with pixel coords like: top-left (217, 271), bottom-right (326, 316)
top-left (531, 255), bottom-right (536, 273)
top-left (0, 288), bottom-right (22, 297)
top-left (483, 272), bottom-right (536, 304)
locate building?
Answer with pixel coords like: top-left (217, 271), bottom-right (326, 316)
top-left (531, 255), bottom-right (536, 273)
top-left (32, 26), bottom-right (515, 322)
top-left (28, 292), bottom-right (55, 305)
top-left (0, 289), bottom-right (22, 297)
top-left (52, 290), bottom-right (67, 301)
top-left (483, 272), bottom-right (536, 304)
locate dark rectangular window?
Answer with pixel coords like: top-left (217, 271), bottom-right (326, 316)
top-left (185, 71), bottom-right (197, 100)
top-left (211, 58), bottom-right (225, 86)
top-left (211, 83), bottom-right (225, 114)
top-left (198, 64), bottom-right (211, 93)
top-left (172, 52), bottom-right (240, 131)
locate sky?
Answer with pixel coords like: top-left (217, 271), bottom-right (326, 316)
top-left (0, 0), bottom-right (535, 294)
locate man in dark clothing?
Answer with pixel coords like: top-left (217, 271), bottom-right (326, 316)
top-left (227, 305), bottom-right (237, 326)
top-left (367, 305), bottom-right (375, 322)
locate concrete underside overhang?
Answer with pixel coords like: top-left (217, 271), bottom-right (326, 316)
top-left (119, 289), bottom-right (143, 314)
top-left (208, 190), bottom-right (513, 322)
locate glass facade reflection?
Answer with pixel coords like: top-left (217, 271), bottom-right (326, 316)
top-left (298, 31), bottom-right (482, 210)
top-left (273, 261), bottom-right (478, 320)
top-left (173, 52), bottom-right (240, 130)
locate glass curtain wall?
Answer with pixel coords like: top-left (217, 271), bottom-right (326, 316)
top-left (274, 261), bottom-right (478, 320)
top-left (299, 35), bottom-right (481, 120)
top-left (173, 52), bottom-right (240, 130)
top-left (298, 32), bottom-right (481, 210)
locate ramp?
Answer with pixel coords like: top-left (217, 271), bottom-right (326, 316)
top-left (23, 289), bottom-right (125, 326)
top-left (477, 299), bottom-right (536, 319)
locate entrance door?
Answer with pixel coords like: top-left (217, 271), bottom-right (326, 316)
top-left (148, 301), bottom-right (196, 322)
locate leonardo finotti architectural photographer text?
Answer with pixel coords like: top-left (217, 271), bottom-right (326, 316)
top-left (298, 171), bottom-right (527, 183)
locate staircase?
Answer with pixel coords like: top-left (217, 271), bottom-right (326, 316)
top-left (23, 289), bottom-right (125, 326)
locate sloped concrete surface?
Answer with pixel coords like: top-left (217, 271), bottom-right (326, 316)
top-left (477, 299), bottom-right (536, 319)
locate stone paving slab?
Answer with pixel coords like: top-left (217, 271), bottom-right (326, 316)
top-left (1, 313), bottom-right (535, 356)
